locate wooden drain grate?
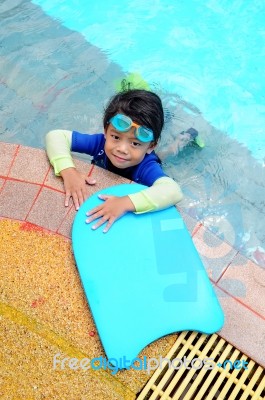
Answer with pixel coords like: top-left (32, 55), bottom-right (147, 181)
top-left (137, 331), bottom-right (265, 400)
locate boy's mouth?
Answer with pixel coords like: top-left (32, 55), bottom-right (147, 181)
top-left (113, 155), bottom-right (129, 163)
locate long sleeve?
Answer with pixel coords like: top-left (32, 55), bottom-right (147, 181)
top-left (45, 129), bottom-right (75, 175)
top-left (128, 176), bottom-right (183, 213)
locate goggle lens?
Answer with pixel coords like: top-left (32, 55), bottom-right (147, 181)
top-left (109, 114), bottom-right (154, 142)
top-left (137, 126), bottom-right (153, 141)
top-left (114, 115), bottom-right (132, 131)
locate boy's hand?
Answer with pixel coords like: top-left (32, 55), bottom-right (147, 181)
top-left (60, 168), bottom-right (96, 210)
top-left (86, 195), bottom-right (135, 233)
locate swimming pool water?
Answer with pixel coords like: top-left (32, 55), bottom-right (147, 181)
top-left (0, 0), bottom-right (265, 267)
top-left (32, 0), bottom-right (265, 164)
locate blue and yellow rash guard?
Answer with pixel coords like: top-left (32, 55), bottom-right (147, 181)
top-left (46, 130), bottom-right (183, 213)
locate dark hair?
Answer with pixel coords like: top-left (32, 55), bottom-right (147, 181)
top-left (103, 89), bottom-right (164, 144)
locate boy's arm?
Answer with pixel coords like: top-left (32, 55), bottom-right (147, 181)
top-left (45, 129), bottom-right (75, 175)
top-left (128, 177), bottom-right (183, 213)
top-left (45, 129), bottom-right (96, 209)
top-left (85, 177), bottom-right (182, 233)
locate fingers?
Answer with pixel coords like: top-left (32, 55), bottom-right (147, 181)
top-left (102, 218), bottom-right (115, 233)
top-left (98, 194), bottom-right (113, 200)
top-left (65, 189), bottom-right (108, 212)
top-left (86, 213), bottom-right (115, 233)
top-left (63, 171), bottom-right (96, 210)
top-left (85, 194), bottom-right (112, 217)
top-left (85, 177), bottom-right (96, 185)
top-left (90, 215), bottom-right (109, 230)
top-left (85, 207), bottom-right (103, 223)
top-left (72, 192), bottom-right (82, 210)
top-left (85, 194), bottom-right (121, 233)
top-left (64, 191), bottom-right (72, 208)
top-left (65, 187), bottom-right (88, 210)
top-left (85, 202), bottom-right (115, 233)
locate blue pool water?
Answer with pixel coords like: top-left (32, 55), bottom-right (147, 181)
top-left (32, 0), bottom-right (265, 163)
top-left (0, 0), bottom-right (265, 267)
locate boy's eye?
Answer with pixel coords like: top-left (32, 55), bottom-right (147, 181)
top-left (111, 134), bottom-right (120, 140)
top-left (131, 141), bottom-right (141, 147)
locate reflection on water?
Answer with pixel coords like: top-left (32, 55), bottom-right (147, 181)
top-left (32, 0), bottom-right (265, 164)
top-left (0, 0), bottom-right (265, 267)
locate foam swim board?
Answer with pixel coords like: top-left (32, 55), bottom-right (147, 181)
top-left (72, 183), bottom-right (224, 362)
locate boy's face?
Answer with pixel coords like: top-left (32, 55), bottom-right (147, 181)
top-left (104, 124), bottom-right (156, 169)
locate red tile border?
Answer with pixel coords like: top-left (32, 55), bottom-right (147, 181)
top-left (217, 253), bottom-right (265, 317)
top-left (43, 157), bottom-right (93, 192)
top-left (0, 180), bottom-right (40, 220)
top-left (0, 216), bottom-right (71, 240)
top-left (43, 167), bottom-right (65, 192)
top-left (74, 158), bottom-right (93, 175)
top-left (0, 177), bottom-right (5, 192)
top-left (26, 187), bottom-right (69, 232)
top-left (177, 209), bottom-right (202, 235)
top-left (216, 285), bottom-right (265, 367)
top-left (193, 225), bottom-right (236, 260)
top-left (192, 225), bottom-right (238, 282)
top-left (56, 206), bottom-right (76, 238)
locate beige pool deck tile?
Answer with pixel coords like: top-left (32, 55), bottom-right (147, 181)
top-left (74, 158), bottom-right (93, 175)
top-left (0, 177), bottom-right (5, 191)
top-left (215, 285), bottom-right (265, 368)
top-left (57, 206), bottom-right (76, 238)
top-left (89, 165), bottom-right (131, 191)
top-left (218, 252), bottom-right (265, 317)
top-left (177, 208), bottom-right (202, 235)
top-left (26, 187), bottom-right (69, 232)
top-left (8, 146), bottom-right (50, 184)
top-left (192, 225), bottom-right (238, 282)
top-left (44, 158), bottom-right (92, 192)
top-left (0, 142), bottom-right (18, 176)
top-left (0, 180), bottom-right (40, 220)
top-left (44, 166), bottom-right (65, 192)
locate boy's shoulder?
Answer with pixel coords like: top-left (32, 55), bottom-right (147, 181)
top-left (72, 131), bottom-right (105, 154)
top-left (140, 150), bottom-right (162, 165)
top-left (133, 151), bottom-right (167, 186)
top-left (72, 131), bottom-right (104, 141)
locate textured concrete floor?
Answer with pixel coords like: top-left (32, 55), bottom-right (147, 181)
top-left (0, 218), bottom-right (177, 399)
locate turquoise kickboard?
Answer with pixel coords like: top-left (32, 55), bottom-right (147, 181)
top-left (72, 183), bottom-right (224, 361)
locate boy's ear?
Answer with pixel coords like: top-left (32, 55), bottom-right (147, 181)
top-left (146, 142), bottom-right (157, 154)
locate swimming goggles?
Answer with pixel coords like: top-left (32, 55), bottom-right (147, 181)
top-left (109, 114), bottom-right (154, 142)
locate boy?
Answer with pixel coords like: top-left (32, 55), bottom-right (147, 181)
top-left (46, 89), bottom-right (183, 232)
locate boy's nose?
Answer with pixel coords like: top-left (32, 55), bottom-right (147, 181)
top-left (117, 141), bottom-right (129, 153)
